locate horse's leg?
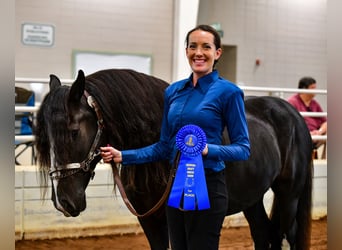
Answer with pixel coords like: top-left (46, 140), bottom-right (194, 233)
top-left (270, 193), bottom-right (287, 250)
top-left (280, 199), bottom-right (300, 250)
top-left (243, 199), bottom-right (274, 250)
top-left (270, 194), bottom-right (299, 250)
top-left (138, 212), bottom-right (169, 250)
top-left (280, 164), bottom-right (313, 250)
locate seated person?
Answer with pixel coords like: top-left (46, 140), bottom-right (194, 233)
top-left (287, 77), bottom-right (327, 157)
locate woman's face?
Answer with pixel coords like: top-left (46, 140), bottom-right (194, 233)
top-left (186, 30), bottom-right (222, 79)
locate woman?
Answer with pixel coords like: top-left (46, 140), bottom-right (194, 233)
top-left (101, 24), bottom-right (250, 250)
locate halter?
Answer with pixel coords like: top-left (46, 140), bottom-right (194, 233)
top-left (49, 90), bottom-right (104, 180)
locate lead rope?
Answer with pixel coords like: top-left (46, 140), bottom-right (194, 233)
top-left (110, 151), bottom-right (180, 218)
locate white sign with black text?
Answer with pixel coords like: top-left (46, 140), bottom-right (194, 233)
top-left (22, 23), bottom-right (54, 47)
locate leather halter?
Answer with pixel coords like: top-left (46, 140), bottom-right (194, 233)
top-left (49, 90), bottom-right (104, 180)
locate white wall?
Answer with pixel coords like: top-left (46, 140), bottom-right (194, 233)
top-left (15, 0), bottom-right (174, 82)
top-left (16, 0), bottom-right (327, 90)
top-left (198, 0), bottom-right (327, 109)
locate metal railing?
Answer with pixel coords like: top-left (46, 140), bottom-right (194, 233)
top-left (239, 85), bottom-right (327, 142)
top-left (15, 78), bottom-right (327, 142)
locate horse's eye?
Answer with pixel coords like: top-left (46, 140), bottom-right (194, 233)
top-left (71, 129), bottom-right (79, 140)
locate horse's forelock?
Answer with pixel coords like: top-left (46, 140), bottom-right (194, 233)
top-left (35, 87), bottom-right (70, 179)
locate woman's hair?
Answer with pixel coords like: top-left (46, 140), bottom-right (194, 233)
top-left (185, 24), bottom-right (222, 68)
top-left (298, 77), bottom-right (316, 89)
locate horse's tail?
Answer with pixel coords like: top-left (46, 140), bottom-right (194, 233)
top-left (296, 158), bottom-right (313, 250)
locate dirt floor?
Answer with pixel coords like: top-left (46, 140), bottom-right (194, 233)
top-left (15, 217), bottom-right (326, 250)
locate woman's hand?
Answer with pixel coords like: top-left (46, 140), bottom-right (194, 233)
top-left (100, 146), bottom-right (122, 163)
top-left (202, 144), bottom-right (208, 156)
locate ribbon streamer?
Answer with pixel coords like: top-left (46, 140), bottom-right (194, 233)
top-left (168, 124), bottom-right (210, 210)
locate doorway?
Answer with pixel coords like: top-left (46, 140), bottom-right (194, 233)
top-left (216, 45), bottom-right (237, 83)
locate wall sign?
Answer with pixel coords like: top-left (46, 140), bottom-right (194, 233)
top-left (22, 23), bottom-right (54, 47)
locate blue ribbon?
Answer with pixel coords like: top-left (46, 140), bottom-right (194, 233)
top-left (168, 124), bottom-right (210, 210)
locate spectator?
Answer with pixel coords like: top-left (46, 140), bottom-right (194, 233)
top-left (287, 76), bottom-right (327, 158)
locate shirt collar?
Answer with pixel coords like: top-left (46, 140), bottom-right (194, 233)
top-left (178, 70), bottom-right (219, 93)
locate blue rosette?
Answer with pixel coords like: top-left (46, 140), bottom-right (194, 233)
top-left (176, 124), bottom-right (207, 157)
top-left (168, 124), bottom-right (210, 210)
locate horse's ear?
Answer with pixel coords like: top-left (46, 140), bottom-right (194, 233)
top-left (49, 74), bottom-right (61, 92)
top-left (68, 70), bottom-right (85, 103)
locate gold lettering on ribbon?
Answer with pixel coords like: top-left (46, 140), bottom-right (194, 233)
top-left (186, 135), bottom-right (194, 146)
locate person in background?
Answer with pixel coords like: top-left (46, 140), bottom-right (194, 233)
top-left (100, 24), bottom-right (250, 250)
top-left (287, 76), bottom-right (327, 157)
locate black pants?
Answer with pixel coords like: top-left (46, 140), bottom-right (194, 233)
top-left (166, 170), bottom-right (228, 250)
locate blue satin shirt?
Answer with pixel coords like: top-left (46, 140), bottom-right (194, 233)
top-left (122, 70), bottom-right (250, 172)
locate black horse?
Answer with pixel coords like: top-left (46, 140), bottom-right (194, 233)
top-left (35, 69), bottom-right (313, 250)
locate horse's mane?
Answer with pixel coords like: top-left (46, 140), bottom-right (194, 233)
top-left (86, 69), bottom-right (168, 148)
top-left (35, 69), bottom-right (170, 194)
top-left (86, 69), bottom-right (170, 191)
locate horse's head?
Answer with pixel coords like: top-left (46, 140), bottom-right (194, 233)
top-left (35, 70), bottom-right (104, 217)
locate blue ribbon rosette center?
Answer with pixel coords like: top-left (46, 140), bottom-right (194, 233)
top-left (168, 124), bottom-right (210, 210)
